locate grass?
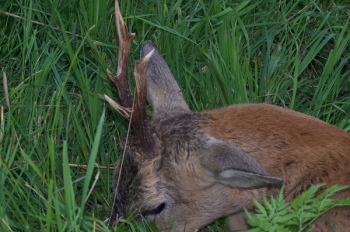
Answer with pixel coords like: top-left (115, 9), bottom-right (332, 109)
top-left (0, 0), bottom-right (349, 231)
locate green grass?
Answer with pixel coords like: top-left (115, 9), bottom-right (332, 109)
top-left (0, 0), bottom-right (349, 231)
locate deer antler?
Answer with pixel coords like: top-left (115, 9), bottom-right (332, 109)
top-left (129, 50), bottom-right (156, 160)
top-left (105, 0), bottom-right (156, 161)
top-left (105, 0), bottom-right (135, 116)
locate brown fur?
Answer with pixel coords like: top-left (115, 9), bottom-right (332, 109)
top-left (204, 103), bottom-right (350, 193)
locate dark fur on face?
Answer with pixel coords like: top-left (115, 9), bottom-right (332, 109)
top-left (109, 152), bottom-right (139, 224)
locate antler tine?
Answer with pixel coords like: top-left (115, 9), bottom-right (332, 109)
top-left (104, 94), bottom-right (132, 119)
top-left (106, 0), bottom-right (136, 111)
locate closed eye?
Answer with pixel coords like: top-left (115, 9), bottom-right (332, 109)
top-left (142, 202), bottom-right (166, 216)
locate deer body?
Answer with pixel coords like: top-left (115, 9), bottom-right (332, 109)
top-left (106, 1), bottom-right (350, 231)
top-left (203, 104), bottom-right (350, 230)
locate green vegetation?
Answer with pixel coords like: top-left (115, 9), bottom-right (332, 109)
top-left (0, 0), bottom-right (349, 231)
top-left (245, 184), bottom-right (350, 232)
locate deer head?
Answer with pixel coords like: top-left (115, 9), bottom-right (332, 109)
top-left (105, 1), bottom-right (282, 231)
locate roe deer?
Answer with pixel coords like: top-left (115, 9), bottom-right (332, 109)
top-left (105, 1), bottom-right (350, 231)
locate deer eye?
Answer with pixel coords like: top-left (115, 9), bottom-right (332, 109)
top-left (142, 202), bottom-right (166, 216)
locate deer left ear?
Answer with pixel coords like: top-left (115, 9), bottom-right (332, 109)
top-left (199, 137), bottom-right (283, 188)
top-left (141, 41), bottom-right (191, 121)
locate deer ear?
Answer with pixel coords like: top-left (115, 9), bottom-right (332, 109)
top-left (200, 137), bottom-right (283, 188)
top-left (141, 41), bottom-right (190, 120)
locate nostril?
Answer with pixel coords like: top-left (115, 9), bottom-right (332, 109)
top-left (142, 202), bottom-right (166, 216)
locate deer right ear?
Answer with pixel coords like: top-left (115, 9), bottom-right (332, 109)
top-left (141, 41), bottom-right (190, 120)
top-left (200, 137), bottom-right (283, 188)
